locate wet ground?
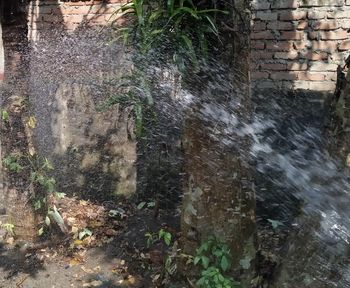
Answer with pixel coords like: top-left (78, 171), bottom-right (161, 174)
top-left (0, 200), bottom-right (181, 288)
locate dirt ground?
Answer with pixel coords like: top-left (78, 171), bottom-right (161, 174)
top-left (0, 201), bottom-right (182, 288)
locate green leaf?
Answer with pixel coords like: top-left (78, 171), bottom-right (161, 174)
top-left (42, 158), bottom-right (54, 170)
top-left (79, 228), bottom-right (92, 240)
top-left (201, 255), bottom-right (210, 269)
top-left (204, 15), bottom-right (219, 36)
top-left (38, 227), bottom-right (44, 236)
top-left (239, 256), bottom-right (252, 270)
top-left (49, 205), bottom-right (65, 226)
top-left (164, 232), bottom-right (172, 246)
top-left (45, 216), bottom-right (51, 226)
top-left (54, 192), bottom-right (66, 199)
top-left (197, 9), bottom-right (229, 15)
top-left (220, 255), bottom-right (230, 272)
top-left (1, 110), bottom-right (9, 122)
top-left (147, 201), bottom-right (156, 208)
top-left (167, 0), bottom-right (175, 15)
top-left (180, 34), bottom-right (196, 61)
top-left (137, 201), bottom-right (146, 209)
top-left (267, 219), bottom-right (284, 229)
top-left (171, 7), bottom-right (200, 20)
top-left (194, 256), bottom-right (201, 265)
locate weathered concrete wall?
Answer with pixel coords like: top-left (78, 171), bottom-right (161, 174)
top-left (251, 0), bottom-right (350, 91)
top-left (27, 28), bottom-right (137, 199)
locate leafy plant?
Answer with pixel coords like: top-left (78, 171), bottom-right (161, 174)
top-left (267, 219), bottom-right (284, 229)
top-left (137, 200), bottom-right (156, 209)
top-left (78, 228), bottom-right (93, 240)
top-left (113, 0), bottom-right (227, 69)
top-left (145, 228), bottom-right (172, 248)
top-left (108, 208), bottom-right (127, 219)
top-left (1, 110), bottom-right (9, 122)
top-left (3, 154), bottom-right (24, 173)
top-left (194, 237), bottom-right (241, 288)
top-left (1, 223), bottom-right (15, 236)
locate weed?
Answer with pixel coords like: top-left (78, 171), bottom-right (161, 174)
top-left (145, 228), bottom-right (172, 248)
top-left (194, 237), bottom-right (241, 288)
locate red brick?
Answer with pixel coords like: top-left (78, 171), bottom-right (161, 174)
top-left (266, 41), bottom-right (294, 51)
top-left (260, 63), bottom-right (287, 71)
top-left (309, 62), bottom-right (338, 71)
top-left (311, 41), bottom-right (338, 51)
top-left (267, 21), bottom-right (294, 30)
top-left (252, 0), bottom-right (270, 10)
top-left (253, 21), bottom-right (267, 31)
top-left (312, 20), bottom-right (338, 30)
top-left (256, 11), bottom-right (278, 21)
top-left (279, 11), bottom-right (307, 21)
top-left (252, 41), bottom-right (265, 50)
top-left (280, 31), bottom-right (304, 40)
top-left (308, 31), bottom-right (319, 40)
top-left (331, 52), bottom-right (348, 61)
top-left (251, 71), bottom-right (270, 79)
top-left (296, 20), bottom-right (308, 30)
top-left (340, 19), bottom-right (350, 29)
top-left (294, 41), bottom-right (308, 50)
top-left (270, 71), bottom-right (298, 80)
top-left (297, 72), bottom-right (325, 81)
top-left (327, 11), bottom-right (350, 19)
top-left (274, 51), bottom-right (299, 59)
top-left (287, 62), bottom-right (308, 70)
top-left (290, 81), bottom-right (310, 90)
top-left (308, 81), bottom-right (336, 91)
top-left (320, 30), bottom-right (350, 40)
top-left (324, 72), bottom-right (337, 81)
top-left (301, 51), bottom-right (328, 60)
top-left (252, 31), bottom-right (276, 40)
top-left (300, 0), bottom-right (344, 6)
top-left (339, 40), bottom-right (350, 50)
top-left (271, 0), bottom-right (298, 9)
top-left (308, 11), bottom-right (326, 19)
top-left (63, 14), bottom-right (85, 23)
top-left (252, 51), bottom-right (274, 60)
top-left (42, 14), bottom-right (63, 23)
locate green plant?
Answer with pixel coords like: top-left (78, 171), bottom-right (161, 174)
top-left (137, 200), bottom-right (156, 209)
top-left (3, 153), bottom-right (24, 173)
top-left (194, 237), bottom-right (241, 288)
top-left (1, 110), bottom-right (9, 122)
top-left (78, 228), bottom-right (93, 240)
top-left (1, 223), bottom-right (15, 236)
top-left (145, 228), bottom-right (172, 248)
top-left (98, 70), bottom-right (154, 138)
top-left (113, 0), bottom-right (227, 69)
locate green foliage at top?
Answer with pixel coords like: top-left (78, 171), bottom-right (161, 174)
top-left (114, 0), bottom-right (227, 69)
top-left (194, 237), bottom-right (241, 288)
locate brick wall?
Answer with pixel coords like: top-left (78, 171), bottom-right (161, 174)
top-left (251, 0), bottom-right (350, 91)
top-left (24, 0), bottom-right (350, 92)
top-left (27, 0), bottom-right (124, 40)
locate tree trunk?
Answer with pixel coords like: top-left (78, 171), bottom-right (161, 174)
top-left (180, 0), bottom-right (256, 282)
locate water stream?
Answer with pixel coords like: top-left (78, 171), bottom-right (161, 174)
top-left (1, 25), bottom-right (350, 287)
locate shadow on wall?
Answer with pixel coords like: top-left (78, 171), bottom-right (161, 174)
top-left (25, 0), bottom-right (139, 201)
top-left (251, 0), bottom-right (350, 92)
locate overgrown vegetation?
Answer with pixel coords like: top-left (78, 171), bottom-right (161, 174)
top-left (114, 0), bottom-right (227, 68)
top-left (2, 150), bottom-right (65, 236)
top-left (103, 0), bottom-right (227, 137)
top-left (194, 237), bottom-right (241, 288)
